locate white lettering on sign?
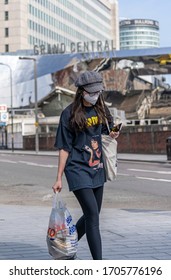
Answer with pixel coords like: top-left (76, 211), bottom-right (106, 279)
top-left (120, 19), bottom-right (159, 27)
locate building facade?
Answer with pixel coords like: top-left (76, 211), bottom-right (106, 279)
top-left (0, 0), bottom-right (119, 54)
top-left (119, 19), bottom-right (160, 50)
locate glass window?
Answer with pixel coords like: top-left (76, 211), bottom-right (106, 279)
top-left (49, 125), bottom-right (57, 133)
top-left (5, 44), bottom-right (9, 52)
top-left (5, 11), bottom-right (9, 20)
top-left (40, 126), bottom-right (46, 133)
top-left (5, 27), bottom-right (9, 37)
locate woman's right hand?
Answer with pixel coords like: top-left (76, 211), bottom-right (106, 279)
top-left (52, 179), bottom-right (62, 193)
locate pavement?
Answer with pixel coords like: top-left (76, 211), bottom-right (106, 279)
top-left (0, 150), bottom-right (171, 260)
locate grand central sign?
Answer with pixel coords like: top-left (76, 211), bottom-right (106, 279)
top-left (33, 40), bottom-right (115, 55)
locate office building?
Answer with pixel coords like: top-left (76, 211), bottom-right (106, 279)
top-left (120, 19), bottom-right (160, 50)
top-left (0, 0), bottom-right (119, 54)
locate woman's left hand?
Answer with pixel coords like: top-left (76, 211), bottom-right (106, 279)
top-left (109, 131), bottom-right (120, 139)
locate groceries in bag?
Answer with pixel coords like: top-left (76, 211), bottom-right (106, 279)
top-left (46, 193), bottom-right (78, 260)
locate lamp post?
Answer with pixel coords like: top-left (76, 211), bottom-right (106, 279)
top-left (19, 57), bottom-right (39, 153)
top-left (0, 62), bottom-right (14, 151)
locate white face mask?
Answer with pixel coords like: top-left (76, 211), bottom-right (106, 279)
top-left (83, 92), bottom-right (100, 105)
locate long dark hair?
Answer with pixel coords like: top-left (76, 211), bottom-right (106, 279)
top-left (69, 88), bottom-right (111, 131)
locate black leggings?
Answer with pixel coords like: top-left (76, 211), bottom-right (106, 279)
top-left (73, 186), bottom-right (104, 260)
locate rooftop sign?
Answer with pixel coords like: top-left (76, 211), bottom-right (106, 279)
top-left (120, 19), bottom-right (159, 28)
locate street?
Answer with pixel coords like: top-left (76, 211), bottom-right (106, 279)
top-left (1, 152), bottom-right (171, 260)
top-left (0, 153), bottom-right (171, 210)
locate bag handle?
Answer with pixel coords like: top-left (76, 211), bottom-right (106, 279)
top-left (52, 192), bottom-right (58, 208)
top-left (52, 192), bottom-right (65, 209)
top-left (104, 116), bottom-right (111, 134)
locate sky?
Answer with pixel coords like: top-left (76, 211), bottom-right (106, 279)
top-left (118, 0), bottom-right (171, 48)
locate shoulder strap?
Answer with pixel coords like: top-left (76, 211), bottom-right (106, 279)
top-left (104, 116), bottom-right (110, 134)
top-left (100, 95), bottom-right (111, 134)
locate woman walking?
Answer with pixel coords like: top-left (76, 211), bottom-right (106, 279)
top-left (52, 70), bottom-right (119, 259)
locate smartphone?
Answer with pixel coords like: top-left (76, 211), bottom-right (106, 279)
top-left (111, 123), bottom-right (123, 132)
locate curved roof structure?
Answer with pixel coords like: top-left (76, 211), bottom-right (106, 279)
top-left (0, 47), bottom-right (171, 107)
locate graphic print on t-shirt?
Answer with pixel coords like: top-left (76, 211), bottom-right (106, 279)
top-left (83, 115), bottom-right (103, 170)
top-left (86, 115), bottom-right (99, 127)
top-left (84, 135), bottom-right (103, 169)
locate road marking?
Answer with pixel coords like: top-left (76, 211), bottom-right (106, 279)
top-left (128, 168), bottom-right (171, 174)
top-left (117, 173), bottom-right (130, 176)
top-left (0, 159), bottom-right (17, 163)
top-left (137, 176), bottom-right (171, 183)
top-left (19, 161), bottom-right (57, 168)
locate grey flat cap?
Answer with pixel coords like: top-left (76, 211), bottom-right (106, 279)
top-left (75, 71), bottom-right (104, 93)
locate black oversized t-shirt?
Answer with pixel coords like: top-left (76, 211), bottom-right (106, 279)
top-left (54, 103), bottom-right (112, 191)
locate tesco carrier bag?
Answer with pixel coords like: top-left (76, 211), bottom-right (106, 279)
top-left (46, 193), bottom-right (78, 260)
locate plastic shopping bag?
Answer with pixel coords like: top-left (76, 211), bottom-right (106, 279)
top-left (46, 193), bottom-right (78, 260)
